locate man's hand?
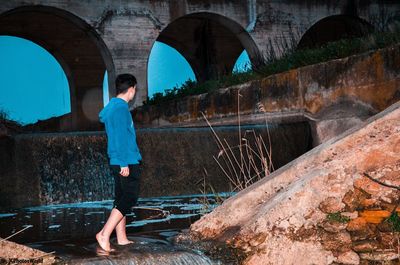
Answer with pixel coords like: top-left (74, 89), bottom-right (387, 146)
top-left (119, 166), bottom-right (129, 177)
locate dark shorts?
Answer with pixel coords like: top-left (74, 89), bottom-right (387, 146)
top-left (110, 164), bottom-right (141, 216)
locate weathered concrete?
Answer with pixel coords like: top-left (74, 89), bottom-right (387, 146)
top-left (1, 0), bottom-right (399, 131)
top-left (189, 100), bottom-right (400, 264)
top-left (134, 43), bottom-right (400, 146)
top-left (134, 43), bottom-right (400, 126)
top-left (0, 121), bottom-right (311, 209)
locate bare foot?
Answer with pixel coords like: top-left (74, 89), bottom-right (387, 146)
top-left (96, 232), bottom-right (114, 252)
top-left (117, 239), bottom-right (134, 245)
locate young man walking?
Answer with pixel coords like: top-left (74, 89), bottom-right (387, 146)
top-left (96, 73), bottom-right (142, 252)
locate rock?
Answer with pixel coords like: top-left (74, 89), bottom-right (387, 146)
top-left (341, 211), bottom-right (358, 220)
top-left (277, 219), bottom-right (290, 230)
top-left (190, 102), bottom-right (400, 265)
top-left (290, 226), bottom-right (317, 241)
top-left (381, 202), bottom-right (399, 212)
top-left (288, 214), bottom-right (305, 227)
top-left (336, 250), bottom-right (360, 265)
top-left (377, 232), bottom-right (398, 248)
top-left (320, 220), bottom-right (347, 233)
top-left (359, 198), bottom-right (378, 208)
top-left (321, 231), bottom-right (352, 252)
top-left (376, 220), bottom-right (393, 232)
top-left (248, 233), bottom-right (267, 247)
top-left (346, 218), bottom-right (367, 232)
top-left (243, 236), bottom-right (335, 265)
top-left (304, 209), bottom-right (327, 228)
top-left (352, 240), bottom-right (378, 252)
top-left (359, 210), bottom-right (391, 224)
top-left (359, 251), bottom-right (399, 261)
top-left (347, 219), bottom-right (377, 241)
top-left (350, 231), bottom-right (376, 242)
top-left (342, 188), bottom-right (369, 212)
top-left (320, 197), bottom-right (346, 213)
top-left (354, 175), bottom-right (392, 198)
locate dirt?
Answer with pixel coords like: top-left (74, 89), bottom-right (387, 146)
top-left (0, 238), bottom-right (57, 265)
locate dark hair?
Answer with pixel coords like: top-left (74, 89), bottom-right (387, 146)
top-left (115, 73), bottom-right (137, 95)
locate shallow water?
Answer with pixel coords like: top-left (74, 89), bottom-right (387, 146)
top-left (0, 193), bottom-right (232, 264)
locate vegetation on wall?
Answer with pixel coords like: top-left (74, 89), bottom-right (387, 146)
top-left (144, 29), bottom-right (400, 106)
top-left (0, 109), bottom-right (23, 136)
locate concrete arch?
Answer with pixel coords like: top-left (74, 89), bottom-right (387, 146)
top-left (0, 5), bottom-right (115, 131)
top-left (155, 12), bottom-right (260, 83)
top-left (298, 15), bottom-right (374, 49)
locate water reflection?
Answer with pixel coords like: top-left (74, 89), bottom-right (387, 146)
top-left (0, 193), bottom-right (233, 264)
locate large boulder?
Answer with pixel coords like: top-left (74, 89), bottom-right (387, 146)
top-left (190, 101), bottom-right (400, 265)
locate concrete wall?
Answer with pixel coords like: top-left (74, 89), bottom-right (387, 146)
top-left (0, 122), bottom-right (312, 209)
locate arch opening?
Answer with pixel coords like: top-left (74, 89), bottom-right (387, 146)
top-left (0, 35), bottom-right (70, 125)
top-left (154, 12), bottom-right (260, 84)
top-left (0, 6), bottom-right (115, 131)
top-left (147, 41), bottom-right (196, 99)
top-left (298, 15), bottom-right (374, 49)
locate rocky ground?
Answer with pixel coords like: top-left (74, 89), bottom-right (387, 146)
top-left (190, 101), bottom-right (400, 265)
top-left (0, 238), bottom-right (56, 264)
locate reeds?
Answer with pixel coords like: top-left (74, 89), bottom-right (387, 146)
top-left (202, 90), bottom-right (273, 192)
top-left (199, 168), bottom-right (226, 214)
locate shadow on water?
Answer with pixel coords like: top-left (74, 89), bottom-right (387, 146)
top-left (0, 193), bottom-right (233, 264)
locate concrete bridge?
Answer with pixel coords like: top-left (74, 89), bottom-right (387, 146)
top-left (1, 0), bottom-right (399, 130)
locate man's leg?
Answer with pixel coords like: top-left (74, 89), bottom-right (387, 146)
top-left (115, 164), bottom-right (141, 245)
top-left (96, 166), bottom-right (124, 251)
top-left (113, 172), bottom-right (131, 244)
top-left (96, 208), bottom-right (124, 251)
top-left (115, 217), bottom-right (132, 245)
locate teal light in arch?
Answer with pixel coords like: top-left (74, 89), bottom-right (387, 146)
top-left (233, 50), bottom-right (252, 73)
top-left (147, 41), bottom-right (196, 98)
top-left (103, 71), bottom-right (109, 106)
top-left (0, 36), bottom-right (70, 124)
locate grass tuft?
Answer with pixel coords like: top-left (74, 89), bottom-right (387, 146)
top-left (387, 211), bottom-right (400, 232)
top-left (326, 212), bottom-right (350, 223)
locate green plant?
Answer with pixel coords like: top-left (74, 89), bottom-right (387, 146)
top-left (326, 212), bottom-right (350, 223)
top-left (0, 109), bottom-right (24, 133)
top-left (387, 211), bottom-right (400, 232)
top-left (0, 109), bottom-right (9, 121)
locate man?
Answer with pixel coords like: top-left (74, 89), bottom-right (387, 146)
top-left (96, 73), bottom-right (142, 252)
